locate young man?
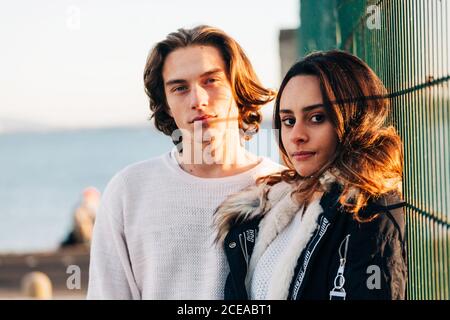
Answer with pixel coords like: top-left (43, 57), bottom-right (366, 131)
top-left (87, 25), bottom-right (284, 299)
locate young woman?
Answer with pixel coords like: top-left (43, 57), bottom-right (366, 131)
top-left (214, 50), bottom-right (407, 300)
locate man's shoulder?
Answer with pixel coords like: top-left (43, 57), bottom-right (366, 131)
top-left (259, 157), bottom-right (285, 168)
top-left (256, 157), bottom-right (286, 175)
top-left (118, 153), bottom-right (168, 177)
top-left (106, 153), bottom-right (170, 189)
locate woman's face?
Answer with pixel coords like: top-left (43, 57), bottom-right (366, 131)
top-left (280, 75), bottom-right (339, 177)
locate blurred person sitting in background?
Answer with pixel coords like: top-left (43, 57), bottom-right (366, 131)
top-left (61, 186), bottom-right (100, 248)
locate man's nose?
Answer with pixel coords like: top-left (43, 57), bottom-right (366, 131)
top-left (289, 123), bottom-right (309, 145)
top-left (190, 85), bottom-right (209, 110)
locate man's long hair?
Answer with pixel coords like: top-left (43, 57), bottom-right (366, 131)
top-left (143, 25), bottom-right (276, 144)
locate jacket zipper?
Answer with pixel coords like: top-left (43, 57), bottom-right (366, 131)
top-left (291, 215), bottom-right (331, 299)
top-left (329, 234), bottom-right (351, 300)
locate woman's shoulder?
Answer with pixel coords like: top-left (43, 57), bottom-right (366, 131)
top-left (214, 180), bottom-right (296, 238)
top-left (266, 180), bottom-right (295, 203)
top-left (354, 191), bottom-right (406, 242)
top-left (215, 181), bottom-right (294, 219)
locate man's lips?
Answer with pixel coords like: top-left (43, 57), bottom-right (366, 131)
top-left (190, 115), bottom-right (217, 123)
top-left (291, 151), bottom-right (316, 161)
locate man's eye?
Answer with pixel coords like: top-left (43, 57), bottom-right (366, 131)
top-left (281, 118), bottom-right (295, 127)
top-left (311, 114), bottom-right (325, 123)
top-left (205, 78), bottom-right (218, 84)
top-left (173, 86), bottom-right (187, 93)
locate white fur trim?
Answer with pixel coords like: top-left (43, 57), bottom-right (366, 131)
top-left (266, 199), bottom-right (323, 299)
top-left (216, 183), bottom-right (268, 221)
top-left (244, 186), bottom-right (302, 294)
top-left (266, 181), bottom-right (293, 204)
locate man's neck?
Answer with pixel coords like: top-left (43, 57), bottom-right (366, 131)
top-left (176, 140), bottom-right (260, 178)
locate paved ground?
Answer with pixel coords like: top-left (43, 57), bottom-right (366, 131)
top-left (0, 245), bottom-right (89, 300)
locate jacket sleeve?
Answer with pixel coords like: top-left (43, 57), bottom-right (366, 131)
top-left (343, 207), bottom-right (407, 300)
top-left (87, 174), bottom-right (140, 300)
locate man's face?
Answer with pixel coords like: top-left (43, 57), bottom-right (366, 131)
top-left (162, 45), bottom-right (239, 145)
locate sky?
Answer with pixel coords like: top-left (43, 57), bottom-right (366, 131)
top-left (0, 0), bottom-right (300, 132)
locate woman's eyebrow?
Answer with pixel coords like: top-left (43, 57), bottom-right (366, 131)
top-left (301, 104), bottom-right (325, 113)
top-left (279, 104), bottom-right (324, 114)
top-left (279, 109), bottom-right (293, 114)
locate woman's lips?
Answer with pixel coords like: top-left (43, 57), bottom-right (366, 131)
top-left (292, 151), bottom-right (316, 161)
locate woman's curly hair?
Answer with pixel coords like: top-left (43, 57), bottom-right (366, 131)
top-left (259, 50), bottom-right (403, 222)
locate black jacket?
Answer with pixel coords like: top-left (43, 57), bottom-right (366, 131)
top-left (222, 182), bottom-right (407, 300)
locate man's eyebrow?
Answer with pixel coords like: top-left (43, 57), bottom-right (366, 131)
top-left (200, 68), bottom-right (224, 77)
top-left (165, 79), bottom-right (187, 87)
top-left (279, 104), bottom-right (324, 114)
top-left (165, 68), bottom-right (225, 87)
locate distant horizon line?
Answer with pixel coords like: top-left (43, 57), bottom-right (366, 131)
top-left (0, 119), bottom-right (275, 136)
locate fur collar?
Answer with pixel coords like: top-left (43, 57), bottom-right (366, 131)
top-left (243, 182), bottom-right (301, 294)
top-left (214, 180), bottom-right (325, 299)
top-left (214, 169), bottom-right (340, 243)
top-left (247, 195), bottom-right (324, 299)
top-left (213, 172), bottom-right (340, 299)
top-left (214, 181), bottom-right (294, 244)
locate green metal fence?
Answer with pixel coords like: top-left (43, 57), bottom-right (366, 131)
top-left (298, 0), bottom-right (450, 299)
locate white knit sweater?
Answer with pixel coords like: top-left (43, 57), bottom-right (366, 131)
top-left (87, 148), bottom-right (283, 300)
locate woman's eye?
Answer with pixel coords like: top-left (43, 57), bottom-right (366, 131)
top-left (311, 114), bottom-right (325, 123)
top-left (281, 118), bottom-right (295, 127)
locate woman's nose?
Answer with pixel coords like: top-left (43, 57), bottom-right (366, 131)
top-left (289, 123), bottom-right (309, 144)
